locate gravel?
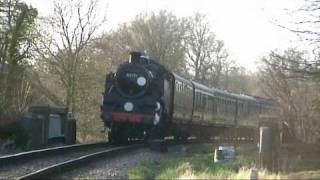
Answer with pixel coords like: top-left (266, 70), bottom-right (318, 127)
top-left (0, 146), bottom-right (109, 179)
top-left (57, 144), bottom-right (204, 179)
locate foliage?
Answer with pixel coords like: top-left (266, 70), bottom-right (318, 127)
top-left (0, 0), bottom-right (38, 65)
top-left (0, 0), bottom-right (38, 123)
top-left (116, 10), bottom-right (187, 73)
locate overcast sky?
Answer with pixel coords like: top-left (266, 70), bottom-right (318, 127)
top-left (23, 0), bottom-right (305, 71)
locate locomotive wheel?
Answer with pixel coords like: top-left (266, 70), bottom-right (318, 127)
top-left (146, 125), bottom-right (165, 144)
top-left (108, 123), bottom-right (128, 145)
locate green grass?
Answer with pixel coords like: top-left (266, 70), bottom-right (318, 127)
top-left (128, 153), bottom-right (239, 179)
top-left (128, 145), bottom-right (256, 179)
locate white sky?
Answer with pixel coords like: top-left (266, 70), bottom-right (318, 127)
top-left (23, 0), bottom-right (306, 71)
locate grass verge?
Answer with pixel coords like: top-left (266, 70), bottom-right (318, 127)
top-left (128, 144), bottom-right (261, 179)
top-left (128, 143), bottom-right (320, 179)
top-left (284, 170), bottom-right (320, 179)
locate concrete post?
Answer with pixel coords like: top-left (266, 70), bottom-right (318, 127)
top-left (259, 126), bottom-right (272, 170)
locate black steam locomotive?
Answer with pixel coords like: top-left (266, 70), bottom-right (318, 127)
top-left (100, 52), bottom-right (278, 144)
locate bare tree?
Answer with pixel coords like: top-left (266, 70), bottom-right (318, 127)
top-left (185, 13), bottom-right (229, 84)
top-left (34, 0), bottom-right (103, 113)
top-left (281, 0), bottom-right (320, 44)
top-left (258, 48), bottom-right (320, 142)
top-left (207, 40), bottom-right (230, 87)
top-left (274, 0), bottom-right (320, 81)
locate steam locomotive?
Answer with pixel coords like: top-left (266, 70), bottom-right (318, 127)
top-left (100, 52), bottom-right (278, 144)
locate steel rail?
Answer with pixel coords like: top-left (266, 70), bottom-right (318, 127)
top-left (0, 142), bottom-right (110, 167)
top-left (18, 144), bottom-right (145, 180)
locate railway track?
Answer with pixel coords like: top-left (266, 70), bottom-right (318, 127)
top-left (0, 137), bottom-right (255, 179)
top-left (0, 142), bottom-right (145, 179)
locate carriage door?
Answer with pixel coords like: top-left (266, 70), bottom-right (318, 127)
top-left (163, 77), bottom-right (174, 121)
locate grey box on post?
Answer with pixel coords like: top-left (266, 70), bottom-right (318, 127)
top-left (214, 145), bottom-right (235, 162)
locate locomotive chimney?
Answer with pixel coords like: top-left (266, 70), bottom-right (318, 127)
top-left (129, 51), bottom-right (141, 63)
